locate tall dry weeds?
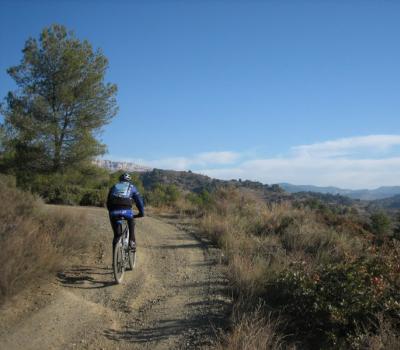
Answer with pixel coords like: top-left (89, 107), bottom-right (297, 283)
top-left (216, 308), bottom-right (285, 350)
top-left (194, 187), bottom-right (378, 348)
top-left (0, 175), bottom-right (90, 303)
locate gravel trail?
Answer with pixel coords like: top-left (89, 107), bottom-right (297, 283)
top-left (0, 206), bottom-right (230, 350)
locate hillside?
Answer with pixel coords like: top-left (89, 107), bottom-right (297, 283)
top-left (136, 168), bottom-right (358, 210)
top-left (369, 194), bottom-right (400, 210)
top-left (139, 168), bottom-right (280, 193)
top-left (94, 160), bottom-right (399, 202)
top-left (280, 183), bottom-right (400, 200)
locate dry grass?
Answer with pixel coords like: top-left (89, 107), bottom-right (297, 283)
top-left (216, 308), bottom-right (285, 350)
top-left (0, 175), bottom-right (90, 302)
top-left (190, 187), bottom-right (381, 348)
top-left (349, 315), bottom-right (400, 350)
top-left (155, 186), bottom-right (395, 347)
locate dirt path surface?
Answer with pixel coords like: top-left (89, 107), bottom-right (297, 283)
top-left (0, 206), bottom-right (231, 350)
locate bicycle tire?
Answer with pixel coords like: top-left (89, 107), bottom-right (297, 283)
top-left (113, 239), bottom-right (125, 284)
top-left (128, 249), bottom-right (136, 270)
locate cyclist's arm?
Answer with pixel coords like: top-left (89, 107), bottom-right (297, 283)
top-left (106, 188), bottom-right (113, 210)
top-left (132, 191), bottom-right (145, 217)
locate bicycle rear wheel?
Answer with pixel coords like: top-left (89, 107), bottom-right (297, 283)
top-left (113, 239), bottom-right (125, 284)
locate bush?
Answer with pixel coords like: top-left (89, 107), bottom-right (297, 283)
top-left (145, 184), bottom-right (181, 207)
top-left (0, 175), bottom-right (90, 303)
top-left (191, 187), bottom-right (400, 348)
top-left (187, 190), bottom-right (214, 210)
top-left (17, 164), bottom-right (111, 205)
top-left (40, 182), bottom-right (84, 205)
top-left (80, 188), bottom-right (107, 207)
top-left (371, 211), bottom-right (392, 239)
top-left (264, 256), bottom-right (400, 348)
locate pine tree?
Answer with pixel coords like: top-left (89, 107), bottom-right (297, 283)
top-left (1, 24), bottom-right (118, 174)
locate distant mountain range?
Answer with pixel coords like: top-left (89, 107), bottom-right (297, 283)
top-left (279, 183), bottom-right (400, 201)
top-left (369, 194), bottom-right (400, 210)
top-left (93, 159), bottom-right (400, 201)
top-left (93, 159), bottom-right (152, 173)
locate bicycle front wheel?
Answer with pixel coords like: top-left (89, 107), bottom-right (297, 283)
top-left (113, 240), bottom-right (125, 284)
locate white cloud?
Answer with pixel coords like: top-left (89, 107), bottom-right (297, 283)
top-left (293, 135), bottom-right (400, 158)
top-left (196, 151), bottom-right (240, 164)
top-left (198, 135), bottom-right (400, 189)
top-left (200, 156), bottom-right (400, 189)
top-left (110, 135), bottom-right (400, 189)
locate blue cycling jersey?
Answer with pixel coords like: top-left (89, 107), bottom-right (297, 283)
top-left (106, 181), bottom-right (145, 216)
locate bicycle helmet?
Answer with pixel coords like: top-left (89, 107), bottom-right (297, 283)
top-left (119, 172), bottom-right (131, 182)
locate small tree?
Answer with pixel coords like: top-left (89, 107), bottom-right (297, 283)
top-left (370, 211), bottom-right (392, 238)
top-left (1, 24), bottom-right (117, 175)
top-left (392, 211), bottom-right (400, 240)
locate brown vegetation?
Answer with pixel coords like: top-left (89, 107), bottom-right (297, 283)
top-left (161, 185), bottom-right (400, 349)
top-left (216, 308), bottom-right (285, 350)
top-left (0, 175), bottom-right (90, 303)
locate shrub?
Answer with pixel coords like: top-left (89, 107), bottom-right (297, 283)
top-left (370, 211), bottom-right (392, 239)
top-left (264, 256), bottom-right (400, 348)
top-left (186, 190), bottom-right (214, 211)
top-left (191, 187), bottom-right (400, 348)
top-left (0, 175), bottom-right (90, 303)
top-left (393, 212), bottom-right (400, 241)
top-left (17, 164), bottom-right (111, 205)
top-left (80, 188), bottom-right (107, 207)
top-left (145, 184), bottom-right (181, 207)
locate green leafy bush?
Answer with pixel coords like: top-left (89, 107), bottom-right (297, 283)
top-left (145, 184), bottom-right (181, 207)
top-left (186, 190), bottom-right (214, 210)
top-left (17, 165), bottom-right (112, 206)
top-left (264, 256), bottom-right (400, 347)
top-left (80, 188), bottom-right (107, 207)
top-left (370, 211), bottom-right (392, 238)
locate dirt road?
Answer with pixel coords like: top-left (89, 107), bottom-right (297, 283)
top-left (0, 206), bottom-right (230, 350)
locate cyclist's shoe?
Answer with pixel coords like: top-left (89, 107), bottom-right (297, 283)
top-left (129, 241), bottom-right (136, 252)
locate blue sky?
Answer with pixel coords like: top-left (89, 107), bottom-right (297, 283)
top-left (1, 0), bottom-right (400, 188)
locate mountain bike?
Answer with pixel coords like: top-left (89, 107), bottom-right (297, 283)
top-left (112, 217), bottom-right (136, 284)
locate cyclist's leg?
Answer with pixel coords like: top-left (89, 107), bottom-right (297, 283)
top-left (109, 215), bottom-right (121, 246)
top-left (127, 217), bottom-right (136, 249)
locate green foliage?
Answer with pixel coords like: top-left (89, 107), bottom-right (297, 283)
top-left (1, 24), bottom-right (117, 175)
top-left (22, 165), bottom-right (110, 206)
top-left (264, 256), bottom-right (400, 348)
top-left (189, 187), bottom-right (400, 348)
top-left (370, 211), bottom-right (392, 238)
top-left (80, 188), bottom-right (108, 207)
top-left (186, 190), bottom-right (214, 210)
top-left (145, 184), bottom-right (181, 207)
top-left (28, 173), bottom-right (83, 205)
top-left (393, 212), bottom-right (400, 240)
top-left (1, 166), bottom-right (147, 207)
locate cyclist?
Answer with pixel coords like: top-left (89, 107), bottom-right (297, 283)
top-left (107, 172), bottom-right (144, 252)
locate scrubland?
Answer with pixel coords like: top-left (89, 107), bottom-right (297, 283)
top-left (0, 175), bottom-right (90, 303)
top-left (2, 168), bottom-right (400, 349)
top-left (166, 187), bottom-right (400, 349)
